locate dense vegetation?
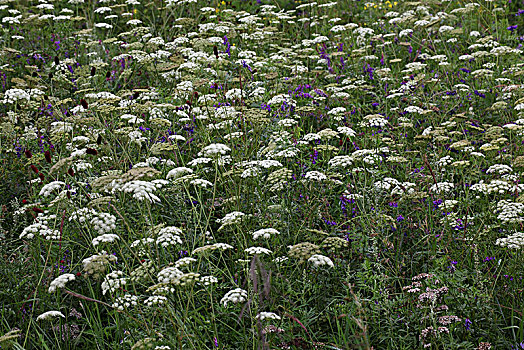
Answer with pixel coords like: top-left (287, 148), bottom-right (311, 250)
top-left (1, 0), bottom-right (524, 348)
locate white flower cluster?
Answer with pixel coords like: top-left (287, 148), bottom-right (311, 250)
top-left (92, 233), bottom-right (120, 246)
top-left (2, 88), bottom-right (30, 104)
top-left (430, 182), bottom-right (454, 194)
top-left (39, 181), bottom-right (66, 197)
top-left (83, 251), bottom-right (117, 276)
top-left (362, 117), bottom-right (388, 128)
top-left (278, 118), bottom-right (298, 127)
top-left (20, 221), bottom-right (60, 240)
top-left (225, 88), bottom-right (246, 100)
top-left (329, 155), bottom-right (353, 168)
top-left (267, 94), bottom-right (296, 108)
top-left (36, 310), bottom-right (65, 321)
top-left (221, 288), bottom-right (248, 307)
top-left (495, 232), bottom-right (524, 249)
top-left (305, 171), bottom-right (327, 181)
top-left (157, 267), bottom-right (183, 284)
top-left (192, 243), bottom-right (234, 255)
top-left (216, 211), bottom-right (245, 225)
top-left (215, 106), bottom-right (238, 119)
top-left (190, 178), bottom-right (214, 188)
top-left (328, 106), bottom-right (346, 119)
top-left (303, 133), bottom-right (321, 142)
top-left (130, 238), bottom-right (155, 254)
top-left (166, 167), bottom-right (193, 180)
top-left (373, 177), bottom-right (414, 196)
top-left (112, 294), bottom-right (139, 311)
top-left (337, 126), bottom-right (357, 137)
top-left (245, 247), bottom-right (273, 255)
top-left (308, 254), bottom-right (334, 268)
top-left (144, 295), bottom-right (168, 307)
top-left (101, 271), bottom-right (126, 295)
top-left (436, 156), bottom-right (453, 170)
top-left (156, 226), bottom-right (183, 247)
top-left (48, 273), bottom-right (76, 293)
top-left (178, 272), bottom-right (200, 286)
top-left (90, 212), bottom-right (117, 234)
top-left (486, 180), bottom-right (523, 195)
top-left (239, 160), bottom-right (283, 169)
top-left (256, 312), bottom-right (281, 321)
top-left (199, 275), bottom-right (218, 286)
top-left (113, 180), bottom-right (161, 203)
top-left (495, 200), bottom-right (524, 223)
top-left (252, 228), bottom-right (280, 240)
top-left (174, 257), bottom-right (196, 269)
top-left (199, 143), bottom-right (231, 157)
top-left (486, 164), bottom-right (513, 175)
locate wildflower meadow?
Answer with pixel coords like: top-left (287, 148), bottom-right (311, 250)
top-left (1, 0), bottom-right (524, 348)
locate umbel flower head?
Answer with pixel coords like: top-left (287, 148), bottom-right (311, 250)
top-left (288, 242), bottom-right (321, 263)
top-left (36, 310), bottom-right (65, 321)
top-left (220, 288), bottom-right (248, 307)
top-left (48, 274), bottom-right (76, 293)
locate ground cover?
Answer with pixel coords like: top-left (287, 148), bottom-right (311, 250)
top-left (1, 0), bottom-right (524, 348)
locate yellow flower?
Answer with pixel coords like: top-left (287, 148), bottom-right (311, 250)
top-left (133, 8), bottom-right (138, 14)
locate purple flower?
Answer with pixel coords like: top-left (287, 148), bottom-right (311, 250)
top-left (464, 318), bottom-right (472, 330)
top-left (223, 36), bottom-right (231, 57)
top-left (508, 25), bottom-right (518, 32)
